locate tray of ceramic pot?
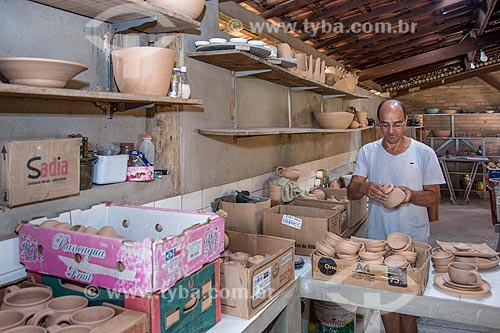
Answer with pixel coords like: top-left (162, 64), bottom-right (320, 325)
top-left (436, 240), bottom-right (500, 258)
top-left (196, 43), bottom-right (271, 58)
top-left (433, 273), bottom-right (491, 297)
top-left (266, 57), bottom-right (297, 68)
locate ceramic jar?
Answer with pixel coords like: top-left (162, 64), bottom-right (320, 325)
top-left (112, 47), bottom-right (176, 96)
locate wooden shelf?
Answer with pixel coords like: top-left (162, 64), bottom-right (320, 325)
top-left (0, 83), bottom-right (203, 110)
top-left (189, 50), bottom-right (369, 99)
top-left (198, 126), bottom-right (374, 138)
top-left (30, 0), bottom-right (201, 33)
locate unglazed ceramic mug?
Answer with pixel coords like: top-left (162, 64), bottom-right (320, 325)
top-left (69, 306), bottom-right (115, 329)
top-left (1, 286), bottom-right (53, 320)
top-left (0, 310), bottom-right (26, 331)
top-left (448, 262), bottom-right (482, 286)
top-left (31, 295), bottom-right (89, 327)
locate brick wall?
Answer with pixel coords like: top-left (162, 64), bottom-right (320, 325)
top-left (398, 70), bottom-right (500, 112)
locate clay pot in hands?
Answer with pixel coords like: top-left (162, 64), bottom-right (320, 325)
top-left (275, 166), bottom-right (300, 181)
top-left (147, 0), bottom-right (205, 19)
top-left (382, 185), bottom-right (406, 209)
top-left (112, 47), bottom-right (175, 96)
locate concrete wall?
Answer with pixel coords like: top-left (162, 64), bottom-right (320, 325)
top-left (0, 0), bottom-right (382, 236)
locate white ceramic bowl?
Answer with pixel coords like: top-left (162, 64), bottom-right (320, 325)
top-left (248, 40), bottom-right (265, 46)
top-left (195, 40), bottom-right (210, 47)
top-left (209, 38), bottom-right (227, 44)
top-left (229, 38), bottom-right (247, 44)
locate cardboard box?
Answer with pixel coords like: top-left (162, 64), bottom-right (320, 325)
top-left (262, 205), bottom-right (343, 255)
top-left (220, 231), bottom-right (295, 319)
top-left (0, 138), bottom-right (80, 206)
top-left (0, 277), bottom-right (147, 333)
top-left (311, 247), bottom-right (431, 295)
top-left (292, 199), bottom-right (348, 233)
top-left (33, 261), bottom-right (220, 333)
top-left (293, 188), bottom-right (367, 228)
top-left (18, 203), bottom-right (224, 296)
top-left (219, 195), bottom-right (271, 234)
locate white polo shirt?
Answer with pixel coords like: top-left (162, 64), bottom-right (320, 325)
top-left (353, 138), bottom-right (445, 242)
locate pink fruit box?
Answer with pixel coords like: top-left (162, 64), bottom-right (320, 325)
top-left (18, 203), bottom-right (224, 297)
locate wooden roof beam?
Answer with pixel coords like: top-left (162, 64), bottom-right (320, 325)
top-left (359, 29), bottom-right (500, 80)
top-left (312, 0), bottom-right (471, 49)
top-left (472, 0), bottom-right (498, 36)
top-left (479, 73), bottom-right (500, 91)
top-left (330, 15), bottom-right (472, 57)
top-left (260, 0), bottom-right (320, 19)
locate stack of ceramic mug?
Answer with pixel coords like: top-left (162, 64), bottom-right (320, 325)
top-left (1, 286), bottom-right (116, 332)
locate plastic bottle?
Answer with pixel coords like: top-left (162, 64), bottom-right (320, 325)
top-left (167, 68), bottom-right (180, 97)
top-left (139, 135), bottom-right (155, 166)
top-left (179, 66), bottom-right (191, 99)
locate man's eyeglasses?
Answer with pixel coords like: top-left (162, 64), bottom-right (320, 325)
top-left (379, 120), bottom-right (406, 128)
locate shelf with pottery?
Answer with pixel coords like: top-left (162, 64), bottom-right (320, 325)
top-left (30, 0), bottom-right (201, 33)
top-left (0, 83), bottom-right (203, 113)
top-left (188, 49), bottom-right (369, 99)
top-left (197, 126), bottom-right (374, 138)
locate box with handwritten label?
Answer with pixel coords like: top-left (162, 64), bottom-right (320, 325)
top-left (220, 231), bottom-right (295, 319)
top-left (262, 205), bottom-right (343, 255)
top-left (18, 203), bottom-right (224, 297)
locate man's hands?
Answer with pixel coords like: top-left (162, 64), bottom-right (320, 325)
top-left (365, 183), bottom-right (412, 206)
top-left (397, 185), bottom-right (413, 205)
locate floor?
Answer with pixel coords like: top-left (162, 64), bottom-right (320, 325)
top-left (356, 197), bottom-right (500, 333)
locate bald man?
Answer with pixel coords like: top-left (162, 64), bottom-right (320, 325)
top-left (347, 100), bottom-right (444, 333)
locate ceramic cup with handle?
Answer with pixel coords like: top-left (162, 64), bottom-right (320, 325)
top-left (1, 286), bottom-right (53, 321)
top-left (69, 306), bottom-right (115, 329)
top-left (30, 295), bottom-right (89, 327)
top-left (448, 262), bottom-right (482, 286)
top-left (0, 309), bottom-right (26, 331)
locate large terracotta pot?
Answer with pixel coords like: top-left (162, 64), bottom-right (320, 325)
top-left (147, 0), bottom-right (205, 19)
top-left (112, 47), bottom-right (175, 96)
top-left (313, 112), bottom-right (354, 130)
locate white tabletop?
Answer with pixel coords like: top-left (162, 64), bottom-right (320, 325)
top-left (207, 256), bottom-right (311, 333)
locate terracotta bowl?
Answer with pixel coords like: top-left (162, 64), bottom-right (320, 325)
top-left (335, 240), bottom-right (361, 255)
top-left (384, 254), bottom-right (408, 268)
top-left (441, 109), bottom-right (457, 114)
top-left (314, 112), bottom-right (355, 129)
top-left (112, 47), bottom-right (175, 96)
top-left (387, 232), bottom-right (410, 250)
top-left (147, 0), bottom-right (205, 19)
top-left (0, 57), bottom-right (87, 88)
top-left (383, 187), bottom-right (406, 209)
top-left (359, 251), bottom-right (382, 261)
top-left (432, 129), bottom-right (451, 137)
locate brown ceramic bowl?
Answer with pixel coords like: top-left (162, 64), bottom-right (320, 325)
top-left (313, 112), bottom-right (355, 129)
top-left (383, 187), bottom-right (406, 209)
top-left (0, 57), bottom-right (87, 88)
top-left (432, 129), bottom-right (452, 137)
top-left (147, 0), bottom-right (205, 19)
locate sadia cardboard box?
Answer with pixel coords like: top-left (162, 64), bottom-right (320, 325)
top-left (263, 205), bottom-right (343, 255)
top-left (311, 247), bottom-right (430, 295)
top-left (19, 203), bottom-right (224, 297)
top-left (33, 261), bottom-right (220, 333)
top-left (0, 138), bottom-right (81, 207)
top-left (294, 188), bottom-right (367, 228)
top-left (219, 195), bottom-right (271, 234)
top-left (220, 231), bottom-right (295, 319)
